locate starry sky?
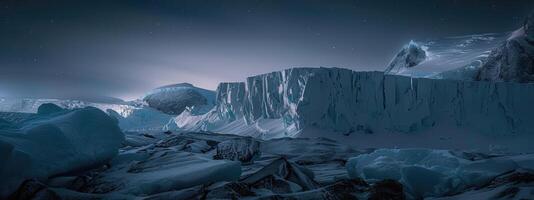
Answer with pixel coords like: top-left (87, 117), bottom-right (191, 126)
top-left (1, 0), bottom-right (533, 100)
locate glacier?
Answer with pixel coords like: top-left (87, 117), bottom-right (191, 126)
top-left (169, 67), bottom-right (534, 152)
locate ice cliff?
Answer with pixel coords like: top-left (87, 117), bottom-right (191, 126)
top-left (171, 67), bottom-right (534, 141)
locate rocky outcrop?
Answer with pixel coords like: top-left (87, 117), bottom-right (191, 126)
top-left (143, 83), bottom-right (215, 115)
top-left (476, 13), bottom-right (534, 82)
top-left (384, 40), bottom-right (427, 75)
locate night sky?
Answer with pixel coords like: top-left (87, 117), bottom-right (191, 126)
top-left (1, 0), bottom-right (533, 100)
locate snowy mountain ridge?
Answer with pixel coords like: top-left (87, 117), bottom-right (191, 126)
top-left (386, 32), bottom-right (508, 79)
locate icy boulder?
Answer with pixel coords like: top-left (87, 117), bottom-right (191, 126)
top-left (476, 13), bottom-right (534, 83)
top-left (36, 103), bottom-right (64, 115)
top-left (0, 106), bottom-right (124, 198)
top-left (143, 83), bottom-right (216, 115)
top-left (346, 149), bottom-right (518, 198)
top-left (384, 40), bottom-right (427, 75)
top-left (213, 138), bottom-right (261, 163)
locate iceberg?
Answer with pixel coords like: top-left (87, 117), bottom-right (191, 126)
top-left (346, 149), bottom-right (519, 198)
top-left (0, 104), bottom-right (124, 198)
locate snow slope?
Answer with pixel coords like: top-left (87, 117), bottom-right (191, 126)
top-left (0, 104), bottom-right (124, 198)
top-left (386, 33), bottom-right (507, 79)
top-left (143, 83), bottom-right (216, 115)
top-left (172, 68), bottom-right (534, 147)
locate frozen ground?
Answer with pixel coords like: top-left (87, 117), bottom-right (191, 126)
top-left (3, 124), bottom-right (534, 200)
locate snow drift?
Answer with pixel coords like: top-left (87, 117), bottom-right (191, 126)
top-left (0, 104), bottom-right (124, 198)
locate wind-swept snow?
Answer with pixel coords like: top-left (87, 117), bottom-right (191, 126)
top-left (386, 33), bottom-right (507, 79)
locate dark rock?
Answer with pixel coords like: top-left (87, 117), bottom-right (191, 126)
top-left (369, 179), bottom-right (405, 200)
top-left (385, 41), bottom-right (427, 74)
top-left (495, 187), bottom-right (519, 199)
top-left (476, 12), bottom-right (534, 83)
top-left (321, 179), bottom-right (369, 199)
top-left (213, 138), bottom-right (261, 164)
top-left (142, 133), bottom-right (156, 139)
top-left (8, 179), bottom-right (61, 200)
top-left (241, 158), bottom-right (320, 192)
top-left (204, 182), bottom-right (255, 199)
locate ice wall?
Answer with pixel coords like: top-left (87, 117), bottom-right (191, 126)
top-left (216, 82), bottom-right (246, 121)
top-left (176, 67), bottom-right (534, 138)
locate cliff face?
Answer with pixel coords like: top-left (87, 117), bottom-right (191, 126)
top-left (475, 13), bottom-right (534, 82)
top-left (173, 67), bottom-right (534, 139)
